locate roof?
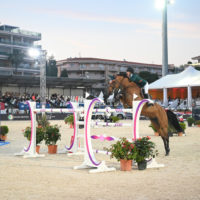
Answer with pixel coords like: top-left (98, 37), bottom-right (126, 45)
top-left (0, 75), bottom-right (104, 88)
top-left (149, 66), bottom-right (200, 89)
top-left (57, 57), bottom-right (174, 69)
top-left (192, 55), bottom-right (200, 60)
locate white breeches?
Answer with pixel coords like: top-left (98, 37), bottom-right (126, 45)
top-left (144, 82), bottom-right (149, 94)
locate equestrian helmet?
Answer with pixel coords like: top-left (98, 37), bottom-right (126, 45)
top-left (126, 67), bottom-right (134, 74)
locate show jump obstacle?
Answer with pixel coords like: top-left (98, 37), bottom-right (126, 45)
top-left (15, 98), bottom-right (164, 172)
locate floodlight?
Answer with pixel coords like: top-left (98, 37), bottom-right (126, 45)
top-left (28, 48), bottom-right (40, 58)
top-left (155, 0), bottom-right (165, 9)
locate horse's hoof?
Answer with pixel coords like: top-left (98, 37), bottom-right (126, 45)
top-left (165, 150), bottom-right (170, 156)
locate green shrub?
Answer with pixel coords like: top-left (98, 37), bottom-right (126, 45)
top-left (37, 114), bottom-right (50, 128)
top-left (187, 117), bottom-right (195, 126)
top-left (22, 126), bottom-right (44, 145)
top-left (149, 124), bottom-right (157, 132)
top-left (44, 125), bottom-right (61, 145)
top-left (134, 136), bottom-right (158, 163)
top-left (179, 122), bottom-right (186, 132)
top-left (64, 115), bottom-right (74, 125)
top-left (110, 116), bottom-right (120, 123)
top-left (105, 137), bottom-right (136, 161)
top-left (195, 120), bottom-right (200, 125)
top-left (0, 126), bottom-right (9, 136)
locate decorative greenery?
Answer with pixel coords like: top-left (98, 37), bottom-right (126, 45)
top-left (37, 114), bottom-right (50, 128)
top-left (64, 115), bottom-right (74, 125)
top-left (46, 59), bottom-right (57, 77)
top-left (0, 126), bottom-right (9, 136)
top-left (139, 71), bottom-right (159, 84)
top-left (22, 126), bottom-right (44, 145)
top-left (8, 49), bottom-right (25, 71)
top-left (179, 122), bottom-right (186, 132)
top-left (187, 117), bottom-right (195, 126)
top-left (134, 136), bottom-right (158, 163)
top-left (44, 125), bottom-right (61, 145)
top-left (195, 120), bottom-right (200, 125)
top-left (149, 124), bottom-right (157, 132)
top-left (110, 116), bottom-right (120, 123)
top-left (61, 69), bottom-right (68, 77)
top-left (105, 137), bottom-right (136, 161)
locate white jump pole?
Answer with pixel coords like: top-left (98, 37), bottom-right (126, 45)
top-left (74, 98), bottom-right (116, 173)
top-left (15, 101), bottom-right (45, 158)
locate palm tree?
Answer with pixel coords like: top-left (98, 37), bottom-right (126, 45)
top-left (8, 49), bottom-right (25, 73)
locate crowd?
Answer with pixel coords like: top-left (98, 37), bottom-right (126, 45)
top-left (0, 92), bottom-right (83, 111)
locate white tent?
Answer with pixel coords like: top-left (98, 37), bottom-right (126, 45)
top-left (149, 66), bottom-right (200, 108)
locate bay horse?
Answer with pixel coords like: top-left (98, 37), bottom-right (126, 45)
top-left (104, 73), bottom-right (182, 156)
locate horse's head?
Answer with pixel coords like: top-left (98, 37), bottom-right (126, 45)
top-left (108, 74), bottom-right (126, 95)
top-left (104, 73), bottom-right (127, 106)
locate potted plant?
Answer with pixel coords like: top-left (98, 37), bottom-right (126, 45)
top-left (149, 124), bottom-right (159, 136)
top-left (178, 122), bottom-right (186, 136)
top-left (195, 120), bottom-right (200, 127)
top-left (0, 125), bottom-right (9, 141)
top-left (22, 126), bottom-right (44, 153)
top-left (186, 117), bottom-right (195, 127)
top-left (44, 125), bottom-right (61, 154)
top-left (37, 114), bottom-right (50, 128)
top-left (110, 116), bottom-right (120, 123)
top-left (64, 115), bottom-right (74, 128)
top-left (134, 136), bottom-right (158, 170)
top-left (105, 137), bottom-right (136, 171)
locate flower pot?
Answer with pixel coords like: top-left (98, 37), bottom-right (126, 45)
top-left (197, 125), bottom-right (200, 127)
top-left (0, 135), bottom-right (7, 141)
top-left (36, 145), bottom-right (40, 154)
top-left (154, 132), bottom-right (159, 136)
top-left (70, 124), bottom-right (74, 128)
top-left (187, 123), bottom-right (192, 127)
top-left (48, 145), bottom-right (57, 154)
top-left (178, 132), bottom-right (183, 136)
top-left (120, 159), bottom-right (132, 171)
top-left (137, 160), bottom-right (147, 170)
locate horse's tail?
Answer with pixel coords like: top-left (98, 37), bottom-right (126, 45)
top-left (166, 110), bottom-right (183, 133)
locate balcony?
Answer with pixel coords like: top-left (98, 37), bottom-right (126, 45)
top-left (0, 39), bottom-right (37, 48)
top-left (0, 28), bottom-right (41, 40)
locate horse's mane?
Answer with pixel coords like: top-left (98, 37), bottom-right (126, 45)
top-left (116, 72), bottom-right (128, 78)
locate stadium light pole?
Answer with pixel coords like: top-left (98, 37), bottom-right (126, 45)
top-left (155, 0), bottom-right (174, 77)
top-left (162, 0), bottom-right (168, 77)
top-left (28, 48), bottom-right (46, 110)
top-left (155, 0), bottom-right (174, 107)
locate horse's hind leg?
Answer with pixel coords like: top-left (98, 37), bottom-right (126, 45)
top-left (161, 136), bottom-right (170, 156)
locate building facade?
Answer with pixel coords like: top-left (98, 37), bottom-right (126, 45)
top-left (192, 55), bottom-right (200, 65)
top-left (0, 24), bottom-right (41, 76)
top-left (57, 57), bottom-right (175, 95)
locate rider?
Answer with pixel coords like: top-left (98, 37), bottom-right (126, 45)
top-left (126, 67), bottom-right (153, 103)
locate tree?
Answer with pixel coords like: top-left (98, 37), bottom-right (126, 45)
top-left (139, 71), bottom-right (159, 83)
top-left (60, 69), bottom-right (68, 77)
top-left (195, 66), bottom-right (200, 71)
top-left (46, 59), bottom-right (57, 76)
top-left (8, 49), bottom-right (25, 72)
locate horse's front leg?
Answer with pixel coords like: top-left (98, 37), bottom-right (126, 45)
top-left (119, 96), bottom-right (128, 108)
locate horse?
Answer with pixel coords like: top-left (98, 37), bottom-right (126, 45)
top-left (104, 73), bottom-right (182, 156)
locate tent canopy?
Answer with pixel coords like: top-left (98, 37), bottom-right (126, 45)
top-left (149, 66), bottom-right (200, 89)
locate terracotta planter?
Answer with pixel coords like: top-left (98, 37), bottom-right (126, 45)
top-left (36, 145), bottom-right (40, 154)
top-left (70, 124), bottom-right (74, 128)
top-left (0, 135), bottom-right (7, 141)
top-left (48, 145), bottom-right (57, 154)
top-left (197, 125), bottom-right (200, 127)
top-left (120, 159), bottom-right (132, 171)
top-left (154, 132), bottom-right (159, 136)
top-left (178, 132), bottom-right (183, 136)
